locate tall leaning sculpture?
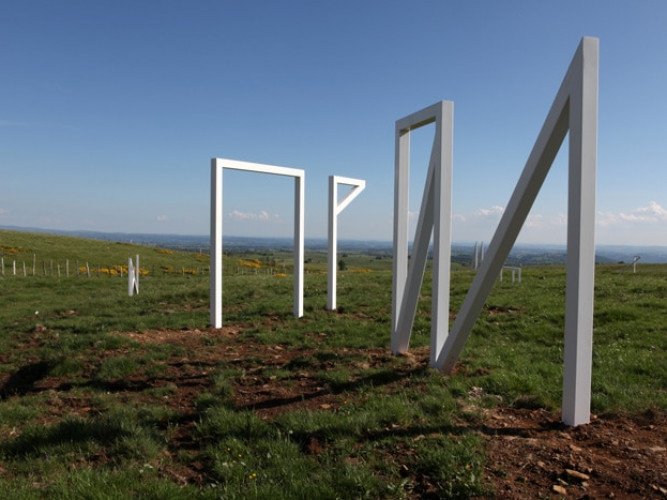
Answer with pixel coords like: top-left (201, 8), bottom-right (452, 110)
top-left (392, 37), bottom-right (599, 426)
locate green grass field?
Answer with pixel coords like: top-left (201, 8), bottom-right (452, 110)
top-left (0, 229), bottom-right (665, 498)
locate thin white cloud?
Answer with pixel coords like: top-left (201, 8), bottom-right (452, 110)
top-left (156, 214), bottom-right (168, 222)
top-left (525, 214), bottom-right (544, 228)
top-left (228, 210), bottom-right (281, 222)
top-left (550, 213), bottom-right (566, 226)
top-left (476, 205), bottom-right (505, 218)
top-left (525, 213), bottom-right (566, 228)
top-left (598, 201), bottom-right (667, 227)
top-left (596, 211), bottom-right (618, 227)
top-left (621, 200), bottom-right (667, 222)
top-left (0, 208), bottom-right (7, 216)
top-left (229, 210), bottom-right (254, 221)
top-left (448, 201), bottom-right (667, 245)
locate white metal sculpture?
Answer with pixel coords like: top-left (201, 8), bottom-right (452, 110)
top-left (128, 255), bottom-right (139, 296)
top-left (327, 175), bottom-right (366, 310)
top-left (472, 242), bottom-right (478, 269)
top-left (472, 241), bottom-right (485, 270)
top-left (210, 158), bottom-right (305, 328)
top-left (500, 266), bottom-right (522, 284)
top-left (435, 37), bottom-right (599, 426)
top-left (632, 255), bottom-right (640, 273)
top-left (392, 101), bottom-right (453, 367)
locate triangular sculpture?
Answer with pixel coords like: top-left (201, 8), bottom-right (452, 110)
top-left (392, 100), bottom-right (454, 367)
top-left (392, 37), bottom-right (599, 426)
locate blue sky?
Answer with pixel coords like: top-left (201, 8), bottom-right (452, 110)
top-left (1, 1), bottom-right (666, 245)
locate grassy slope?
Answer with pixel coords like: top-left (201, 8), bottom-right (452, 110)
top-left (0, 229), bottom-right (665, 498)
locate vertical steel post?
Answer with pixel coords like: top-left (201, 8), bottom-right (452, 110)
top-left (563, 37), bottom-right (598, 426)
top-left (210, 159), bottom-right (223, 327)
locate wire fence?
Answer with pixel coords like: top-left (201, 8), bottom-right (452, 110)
top-left (0, 255), bottom-right (293, 279)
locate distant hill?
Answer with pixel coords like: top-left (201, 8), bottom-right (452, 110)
top-left (3, 225), bottom-right (667, 265)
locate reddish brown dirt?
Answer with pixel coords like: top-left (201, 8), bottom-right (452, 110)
top-left (481, 407), bottom-right (667, 498)
top-left (121, 331), bottom-right (667, 497)
top-left (1, 328), bottom-right (665, 497)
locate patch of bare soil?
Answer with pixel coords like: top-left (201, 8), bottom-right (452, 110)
top-left (123, 326), bottom-right (242, 346)
top-left (481, 407), bottom-right (667, 498)
top-left (2, 328), bottom-right (665, 497)
top-left (230, 346), bottom-right (415, 419)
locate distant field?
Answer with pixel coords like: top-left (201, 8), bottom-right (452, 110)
top-left (0, 229), bottom-right (665, 497)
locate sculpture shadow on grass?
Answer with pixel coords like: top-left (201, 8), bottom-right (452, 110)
top-left (0, 360), bottom-right (54, 399)
top-left (237, 365), bottom-right (430, 412)
top-left (0, 417), bottom-right (132, 458)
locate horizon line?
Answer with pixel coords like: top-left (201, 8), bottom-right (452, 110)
top-left (2, 224), bottom-right (667, 250)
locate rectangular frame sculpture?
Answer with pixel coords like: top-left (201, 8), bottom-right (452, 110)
top-left (210, 158), bottom-right (305, 328)
top-left (436, 37), bottom-right (599, 426)
top-left (327, 175), bottom-right (366, 310)
top-left (392, 101), bottom-right (454, 367)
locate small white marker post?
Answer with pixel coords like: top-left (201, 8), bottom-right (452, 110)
top-left (327, 175), bottom-right (366, 310)
top-left (632, 256), bottom-right (640, 274)
top-left (128, 256), bottom-right (139, 296)
top-left (472, 242), bottom-right (484, 270)
top-left (135, 255), bottom-right (140, 293)
top-left (472, 242), bottom-right (478, 269)
top-left (500, 266), bottom-right (522, 284)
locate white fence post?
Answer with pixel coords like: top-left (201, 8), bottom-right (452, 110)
top-left (128, 258), bottom-right (134, 296)
top-left (473, 242), bottom-right (478, 269)
top-left (135, 254), bottom-right (140, 293)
